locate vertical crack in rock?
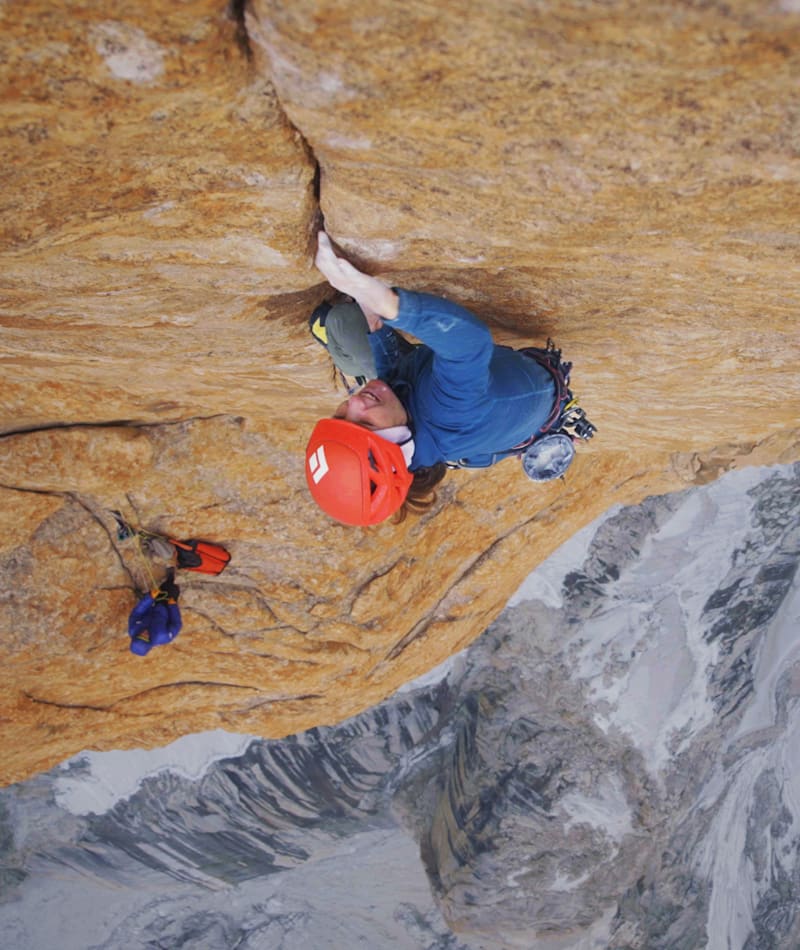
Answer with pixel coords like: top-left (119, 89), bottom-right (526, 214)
top-left (68, 491), bottom-right (139, 591)
top-left (230, 0), bottom-right (325, 238)
top-left (227, 0), bottom-right (253, 61)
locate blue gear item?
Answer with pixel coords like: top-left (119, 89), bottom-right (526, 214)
top-left (127, 573), bottom-right (182, 656)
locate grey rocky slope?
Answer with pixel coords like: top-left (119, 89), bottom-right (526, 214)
top-left (1, 463), bottom-right (799, 949)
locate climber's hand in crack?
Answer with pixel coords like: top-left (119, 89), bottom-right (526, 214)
top-left (315, 231), bottom-right (398, 329)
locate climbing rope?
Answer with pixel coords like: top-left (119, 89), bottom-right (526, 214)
top-left (111, 510), bottom-right (171, 598)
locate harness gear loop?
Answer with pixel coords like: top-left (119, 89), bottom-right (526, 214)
top-left (513, 342), bottom-right (596, 449)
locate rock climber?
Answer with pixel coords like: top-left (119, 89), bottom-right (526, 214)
top-left (306, 231), bottom-right (594, 526)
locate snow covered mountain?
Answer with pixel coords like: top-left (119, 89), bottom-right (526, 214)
top-left (2, 463), bottom-right (798, 950)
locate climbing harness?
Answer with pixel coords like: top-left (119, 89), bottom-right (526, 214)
top-left (445, 339), bottom-right (596, 481)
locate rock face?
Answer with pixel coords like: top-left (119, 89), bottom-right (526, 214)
top-left (1, 0), bottom-right (799, 783)
top-left (1, 464), bottom-right (799, 948)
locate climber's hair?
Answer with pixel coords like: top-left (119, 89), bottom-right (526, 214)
top-left (393, 463), bottom-right (448, 522)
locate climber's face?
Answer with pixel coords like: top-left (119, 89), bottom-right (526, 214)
top-left (334, 379), bottom-right (408, 430)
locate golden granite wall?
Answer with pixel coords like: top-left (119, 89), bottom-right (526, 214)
top-left (1, 0), bottom-right (798, 783)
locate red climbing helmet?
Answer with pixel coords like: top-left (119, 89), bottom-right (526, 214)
top-left (305, 419), bottom-right (414, 526)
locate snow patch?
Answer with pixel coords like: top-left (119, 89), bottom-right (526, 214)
top-left (508, 507), bottom-right (620, 608)
top-left (735, 566), bottom-right (800, 738)
top-left (396, 648), bottom-right (467, 693)
top-left (54, 730), bottom-right (257, 815)
top-left (695, 711), bottom-right (800, 950)
top-left (560, 775), bottom-right (632, 844)
top-left (570, 468), bottom-right (766, 775)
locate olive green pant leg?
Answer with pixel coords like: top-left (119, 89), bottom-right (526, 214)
top-left (324, 302), bottom-right (376, 380)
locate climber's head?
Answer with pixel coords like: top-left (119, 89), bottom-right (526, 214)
top-left (333, 378), bottom-right (407, 430)
top-left (305, 417), bottom-right (414, 526)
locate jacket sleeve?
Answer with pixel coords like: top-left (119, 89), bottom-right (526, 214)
top-left (391, 289), bottom-right (494, 400)
top-left (368, 324), bottom-right (406, 379)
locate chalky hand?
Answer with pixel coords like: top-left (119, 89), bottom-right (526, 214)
top-left (315, 231), bottom-right (398, 325)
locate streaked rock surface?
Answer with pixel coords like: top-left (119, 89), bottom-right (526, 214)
top-left (1, 464), bottom-right (798, 948)
top-left (1, 0), bottom-right (799, 781)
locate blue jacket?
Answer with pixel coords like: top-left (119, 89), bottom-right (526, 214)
top-left (369, 290), bottom-right (555, 469)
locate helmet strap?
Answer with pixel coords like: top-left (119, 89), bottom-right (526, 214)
top-left (374, 425), bottom-right (415, 467)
